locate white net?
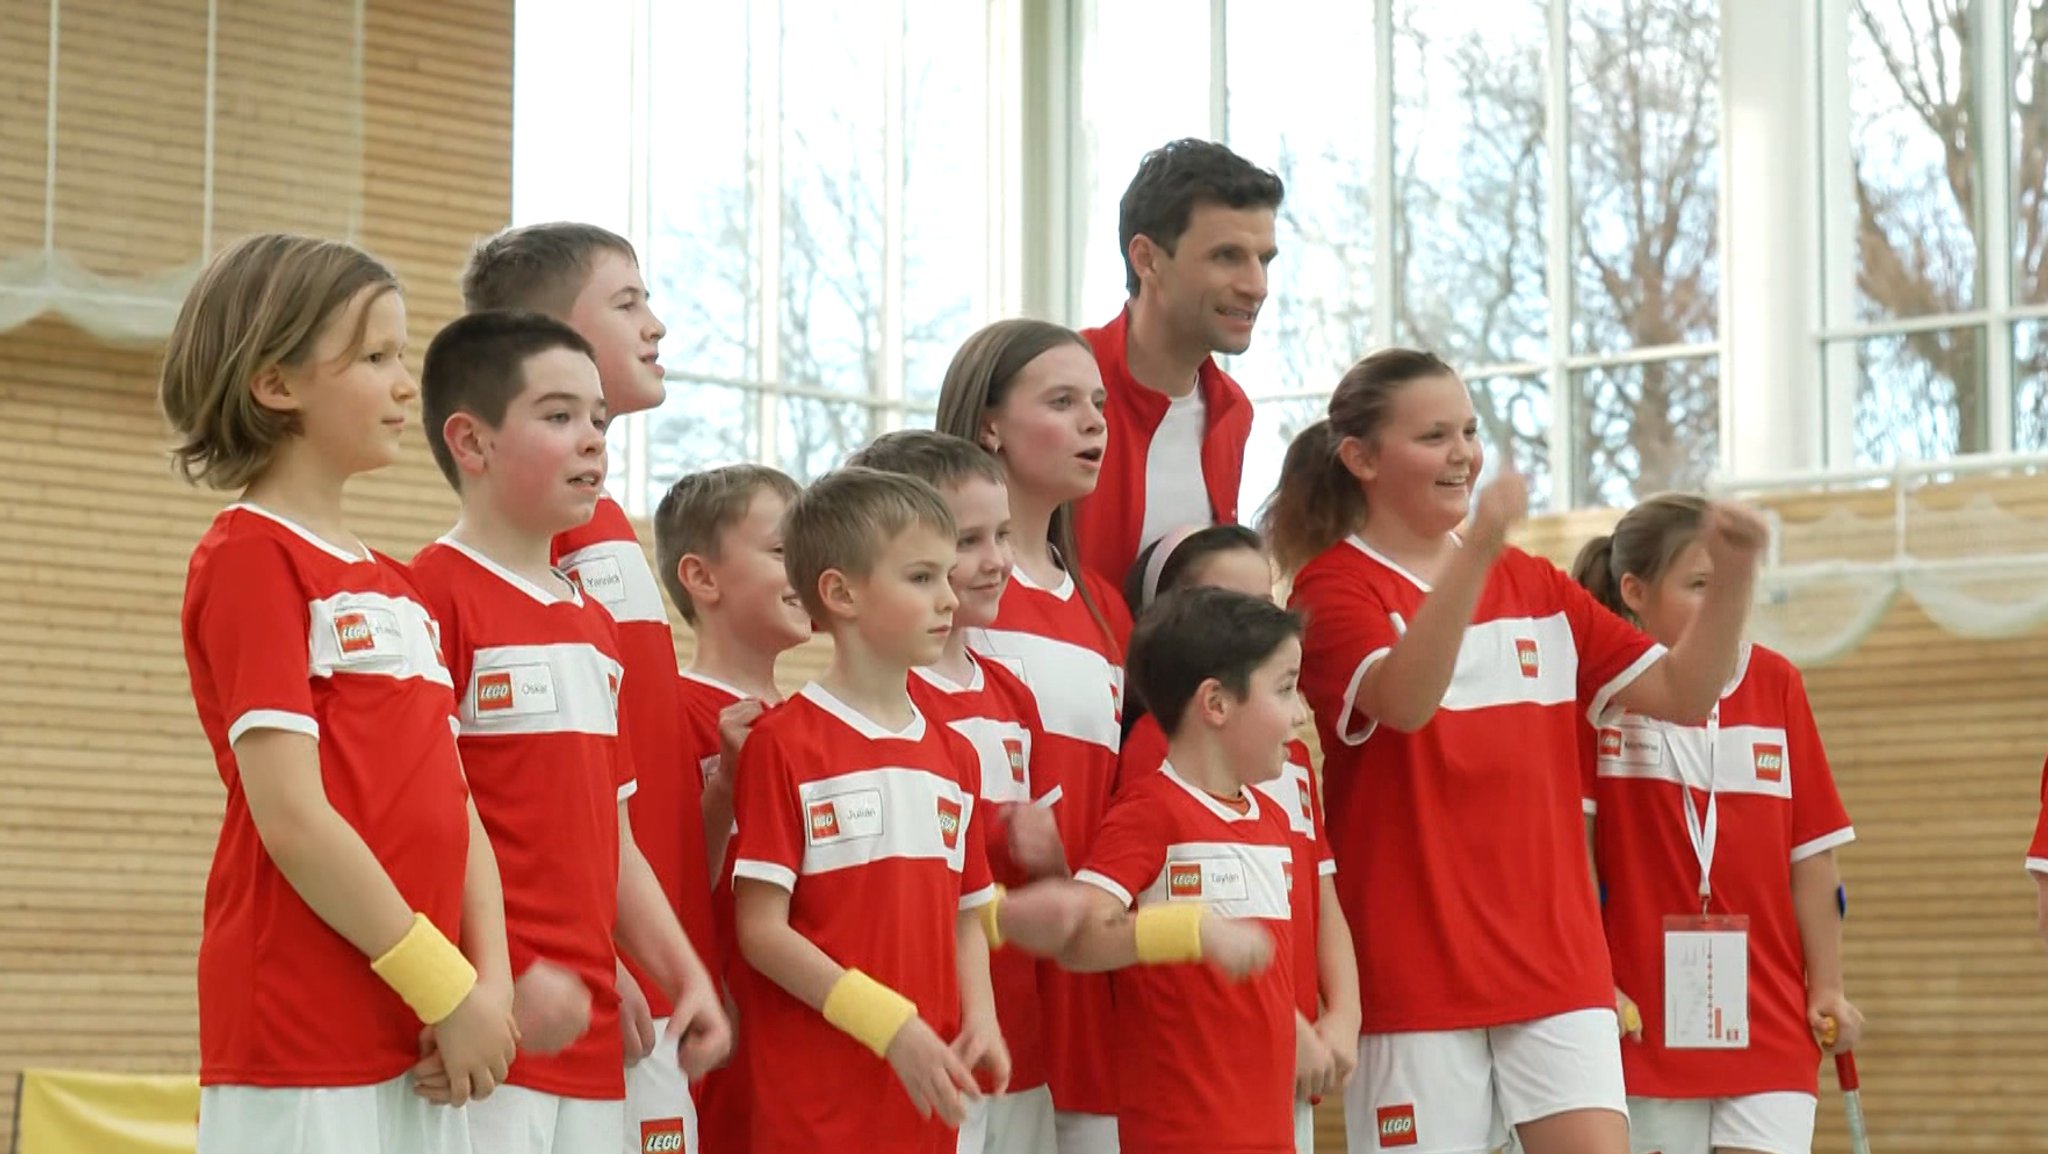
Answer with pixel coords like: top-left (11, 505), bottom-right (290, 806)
top-left (0, 0), bottom-right (364, 344)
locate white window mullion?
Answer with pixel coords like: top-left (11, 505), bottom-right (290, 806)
top-left (1816, 0), bottom-right (1858, 466)
top-left (752, 0), bottom-right (784, 468)
top-left (1979, 0), bottom-right (2016, 454)
top-left (623, 0), bottom-right (654, 514)
top-left (1209, 0), bottom-right (1228, 140)
top-left (881, 0), bottom-right (907, 436)
top-left (1372, 0), bottom-right (1396, 351)
top-left (1545, 0), bottom-right (1576, 505)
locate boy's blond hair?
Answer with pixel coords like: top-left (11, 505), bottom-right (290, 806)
top-left (461, 222), bottom-right (638, 318)
top-left (784, 468), bottom-right (956, 622)
top-left (653, 464), bottom-right (803, 624)
top-left (843, 429), bottom-right (1006, 493)
top-left (159, 233), bottom-right (399, 490)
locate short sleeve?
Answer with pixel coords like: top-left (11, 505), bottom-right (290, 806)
top-left (192, 536), bottom-right (320, 747)
top-left (405, 556), bottom-right (471, 741)
top-left (2029, 756), bottom-right (2048, 874)
top-left (1305, 757), bottom-right (1336, 876)
top-left (1073, 790), bottom-right (1170, 909)
top-left (1577, 717), bottom-right (1601, 816)
top-left (1291, 555), bottom-right (1400, 748)
top-left (1783, 666), bottom-right (1854, 863)
top-left (1546, 557), bottom-right (1662, 726)
top-left (729, 719), bottom-right (804, 892)
top-left (602, 617), bottom-right (637, 801)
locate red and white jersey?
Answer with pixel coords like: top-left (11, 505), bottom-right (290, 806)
top-left (1119, 718), bottom-right (1335, 1021)
top-left (679, 671), bottom-right (755, 1154)
top-left (966, 562), bottom-right (1132, 1115)
top-left (553, 495), bottom-right (713, 1018)
top-left (181, 505), bottom-right (470, 1087)
top-left (729, 684), bottom-right (997, 1153)
top-left (1290, 537), bottom-right (1661, 1033)
top-left (1584, 643), bottom-right (1854, 1098)
top-left (1075, 766), bottom-right (1296, 1154)
top-left (411, 540), bottom-right (634, 1099)
top-left (911, 653), bottom-right (1061, 1094)
top-left (2028, 754), bottom-right (2048, 875)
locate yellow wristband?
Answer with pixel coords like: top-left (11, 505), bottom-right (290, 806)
top-left (978, 886), bottom-right (1007, 950)
top-left (1133, 902), bottom-right (1207, 964)
top-left (822, 969), bottom-right (919, 1058)
top-left (369, 913), bottom-right (478, 1025)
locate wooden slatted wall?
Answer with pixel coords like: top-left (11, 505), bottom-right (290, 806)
top-left (0, 0), bottom-right (509, 1145)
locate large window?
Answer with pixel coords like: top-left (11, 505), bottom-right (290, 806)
top-left (1818, 0), bottom-right (2048, 464)
top-left (1070, 0), bottom-right (1722, 515)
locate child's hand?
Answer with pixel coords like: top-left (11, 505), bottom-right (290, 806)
top-left (1468, 468), bottom-right (1529, 556)
top-left (884, 1016), bottom-right (979, 1127)
top-left (1002, 804), bottom-right (1069, 878)
top-left (994, 881), bottom-right (1092, 956)
top-left (1313, 1012), bottom-right (1360, 1087)
top-left (1615, 986), bottom-right (1643, 1042)
top-left (1197, 916), bottom-right (1274, 980)
top-left (1701, 501), bottom-right (1770, 569)
top-left (703, 698), bottom-right (767, 814)
top-left (666, 975), bottom-right (735, 1081)
top-left (950, 1012), bottom-right (1012, 1097)
top-left (1810, 989), bottom-right (1864, 1054)
top-left (513, 959), bottom-right (593, 1056)
top-left (617, 958), bottom-right (655, 1065)
top-left (1294, 1015), bottom-right (1339, 1101)
top-left (421, 976), bottom-right (517, 1105)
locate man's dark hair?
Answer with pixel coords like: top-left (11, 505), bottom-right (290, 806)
top-left (1126, 585), bottom-right (1301, 736)
top-left (1118, 138), bottom-right (1285, 296)
top-left (421, 309), bottom-right (595, 488)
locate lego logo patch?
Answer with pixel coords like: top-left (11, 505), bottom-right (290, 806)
top-left (334, 612), bottom-right (376, 654)
top-left (805, 788), bottom-right (883, 845)
top-left (937, 796), bottom-right (963, 850)
top-left (1003, 737), bottom-right (1026, 785)
top-left (1377, 1104), bottom-right (1418, 1147)
top-left (1168, 862), bottom-right (1203, 898)
top-left (1515, 638), bottom-right (1539, 677)
top-left (808, 800), bottom-right (840, 840)
top-left (1753, 743), bottom-right (1784, 782)
top-left (475, 671), bottom-right (514, 712)
top-left (640, 1118), bottom-right (684, 1153)
top-left (1598, 729), bottom-right (1623, 758)
top-left (1297, 777), bottom-right (1314, 820)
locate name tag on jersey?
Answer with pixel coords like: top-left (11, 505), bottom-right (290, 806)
top-left (565, 555), bottom-right (627, 607)
top-left (1164, 857), bottom-right (1250, 903)
top-left (1597, 721), bottom-right (1662, 768)
top-left (806, 788), bottom-right (884, 846)
top-left (330, 607), bottom-right (402, 663)
top-left (1662, 914), bottom-right (1749, 1049)
top-left (473, 663), bottom-right (559, 718)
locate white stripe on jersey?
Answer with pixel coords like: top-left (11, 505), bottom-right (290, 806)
top-left (940, 714), bottom-right (1037, 805)
top-left (1435, 613), bottom-right (1579, 714)
top-left (556, 539), bottom-right (668, 624)
top-left (735, 766), bottom-right (978, 890)
top-left (1132, 840), bottom-right (1292, 921)
top-left (227, 708), bottom-right (319, 745)
top-left (1253, 760), bottom-right (1319, 840)
top-left (306, 591), bottom-right (454, 688)
top-left (458, 642), bottom-right (624, 738)
top-left (1594, 718), bottom-right (1797, 799)
top-left (969, 628), bottom-right (1123, 751)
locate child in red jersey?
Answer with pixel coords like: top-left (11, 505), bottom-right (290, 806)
top-left (1060, 584), bottom-right (1299, 1154)
top-left (462, 223), bottom-right (713, 1151)
top-left (848, 430), bottom-right (1075, 1154)
top-left (1119, 525), bottom-right (1360, 1154)
top-left (649, 462), bottom-right (813, 1154)
top-left (935, 319), bottom-right (1133, 1154)
top-left (1262, 348), bottom-right (1768, 1154)
top-left (1572, 494), bottom-right (1860, 1154)
top-left (2031, 756), bottom-right (2048, 943)
top-left (161, 234), bottom-right (519, 1154)
top-left (407, 311), bottom-right (730, 1153)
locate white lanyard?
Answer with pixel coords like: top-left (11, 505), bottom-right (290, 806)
top-left (1679, 708), bottom-right (1720, 914)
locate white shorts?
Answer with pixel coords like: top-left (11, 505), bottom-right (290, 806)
top-left (467, 1084), bottom-right (624, 1154)
top-left (1294, 1099), bottom-right (1316, 1154)
top-left (960, 1085), bottom-right (1057, 1154)
top-left (198, 1074), bottom-right (470, 1154)
top-left (1055, 1109), bottom-right (1119, 1154)
top-left (1345, 1008), bottom-right (1628, 1154)
top-left (623, 1016), bottom-right (699, 1154)
top-left (1627, 1093), bottom-right (1817, 1154)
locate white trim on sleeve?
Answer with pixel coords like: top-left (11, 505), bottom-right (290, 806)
top-left (1789, 826), bottom-right (1856, 864)
top-left (959, 884), bottom-right (999, 911)
top-left (228, 709), bottom-right (319, 746)
top-left (1582, 798), bottom-right (1598, 816)
top-left (1334, 648), bottom-right (1392, 747)
top-left (616, 780), bottom-right (638, 803)
top-left (1074, 869), bottom-right (1134, 909)
top-left (1034, 785), bottom-right (1063, 809)
top-left (1317, 859), bottom-right (1337, 878)
top-left (2027, 856), bottom-right (2048, 876)
top-left (732, 858), bottom-right (798, 892)
top-left (1586, 644), bottom-right (1667, 728)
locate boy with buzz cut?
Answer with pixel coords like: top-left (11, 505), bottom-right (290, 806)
top-left (461, 224), bottom-right (711, 1152)
top-left (844, 430), bottom-right (1071, 1154)
top-left (405, 310), bottom-right (731, 1154)
top-left (1056, 584), bottom-right (1301, 1154)
top-left (648, 463), bottom-right (813, 1154)
top-left (729, 468), bottom-right (1088, 1154)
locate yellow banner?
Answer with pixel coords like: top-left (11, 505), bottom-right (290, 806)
top-left (15, 1068), bottom-right (198, 1154)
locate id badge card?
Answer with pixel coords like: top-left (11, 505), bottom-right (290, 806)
top-left (1662, 914), bottom-right (1749, 1049)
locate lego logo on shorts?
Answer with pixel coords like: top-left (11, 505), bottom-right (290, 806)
top-left (1376, 1104), bottom-right (1418, 1147)
top-left (640, 1118), bottom-right (684, 1153)
top-left (808, 800), bottom-right (840, 840)
top-left (1003, 737), bottom-right (1026, 784)
top-left (1753, 743), bottom-right (1784, 782)
top-left (334, 612), bottom-right (376, 654)
top-left (1598, 728), bottom-right (1623, 758)
top-left (1167, 862), bottom-right (1203, 898)
top-left (475, 671), bottom-right (514, 711)
top-left (1515, 638), bottom-right (1540, 677)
